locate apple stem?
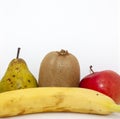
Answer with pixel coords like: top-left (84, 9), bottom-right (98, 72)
top-left (16, 47), bottom-right (21, 59)
top-left (90, 65), bottom-right (94, 74)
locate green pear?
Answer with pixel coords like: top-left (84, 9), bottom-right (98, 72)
top-left (0, 48), bottom-right (38, 93)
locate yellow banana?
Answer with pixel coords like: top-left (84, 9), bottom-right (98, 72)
top-left (0, 87), bottom-right (120, 117)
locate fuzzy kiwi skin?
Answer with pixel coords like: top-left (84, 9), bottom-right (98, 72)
top-left (38, 50), bottom-right (80, 87)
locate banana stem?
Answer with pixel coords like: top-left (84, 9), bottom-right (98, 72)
top-left (16, 47), bottom-right (21, 59)
top-left (111, 104), bottom-right (120, 113)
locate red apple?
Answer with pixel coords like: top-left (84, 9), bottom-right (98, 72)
top-left (79, 65), bottom-right (120, 104)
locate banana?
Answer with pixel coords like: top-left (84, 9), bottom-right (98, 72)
top-left (0, 87), bottom-right (120, 117)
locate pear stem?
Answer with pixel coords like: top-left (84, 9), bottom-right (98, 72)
top-left (90, 65), bottom-right (94, 74)
top-left (16, 48), bottom-right (21, 59)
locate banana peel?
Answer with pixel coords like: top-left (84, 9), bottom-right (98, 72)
top-left (0, 87), bottom-right (120, 117)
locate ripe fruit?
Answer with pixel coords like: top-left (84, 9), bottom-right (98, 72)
top-left (0, 48), bottom-right (38, 93)
top-left (79, 65), bottom-right (120, 104)
top-left (38, 49), bottom-right (80, 87)
top-left (0, 87), bottom-right (120, 117)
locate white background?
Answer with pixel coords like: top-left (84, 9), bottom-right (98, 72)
top-left (0, 0), bottom-right (119, 80)
top-left (0, 0), bottom-right (120, 119)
